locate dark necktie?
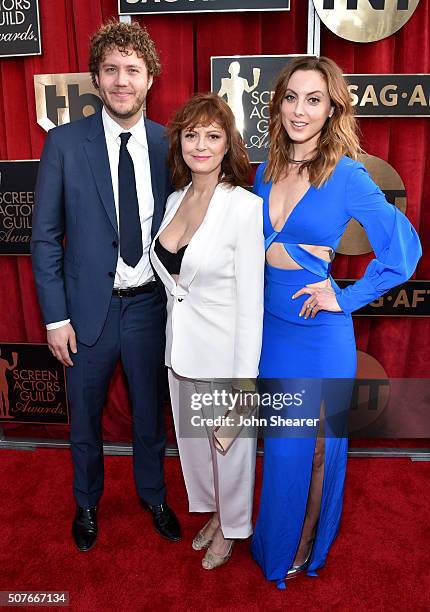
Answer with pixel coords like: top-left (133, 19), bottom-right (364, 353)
top-left (118, 132), bottom-right (143, 268)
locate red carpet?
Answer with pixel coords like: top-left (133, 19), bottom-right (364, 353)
top-left (0, 450), bottom-right (429, 611)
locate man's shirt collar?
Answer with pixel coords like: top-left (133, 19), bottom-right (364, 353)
top-left (102, 107), bottom-right (148, 149)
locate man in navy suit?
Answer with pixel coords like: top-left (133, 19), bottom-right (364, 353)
top-left (31, 20), bottom-right (180, 551)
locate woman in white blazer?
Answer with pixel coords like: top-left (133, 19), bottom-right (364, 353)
top-left (150, 93), bottom-right (264, 569)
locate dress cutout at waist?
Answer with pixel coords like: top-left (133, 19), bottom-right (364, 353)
top-left (265, 231), bottom-right (331, 279)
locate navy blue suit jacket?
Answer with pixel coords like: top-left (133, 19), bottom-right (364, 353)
top-left (31, 111), bottom-right (170, 346)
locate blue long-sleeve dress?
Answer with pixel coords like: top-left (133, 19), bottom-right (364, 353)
top-left (250, 156), bottom-right (422, 588)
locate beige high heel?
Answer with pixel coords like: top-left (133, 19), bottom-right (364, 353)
top-left (192, 520), bottom-right (214, 551)
top-left (202, 540), bottom-right (234, 570)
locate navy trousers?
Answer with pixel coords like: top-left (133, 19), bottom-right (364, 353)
top-left (66, 290), bottom-right (167, 508)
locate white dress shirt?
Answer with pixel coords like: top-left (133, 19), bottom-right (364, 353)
top-left (47, 108), bottom-right (155, 330)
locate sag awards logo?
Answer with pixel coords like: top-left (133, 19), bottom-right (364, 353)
top-left (218, 61), bottom-right (261, 137)
top-left (0, 170), bottom-right (33, 244)
top-left (0, 344), bottom-right (69, 424)
top-left (0, 0), bottom-right (41, 57)
top-left (346, 74), bottom-right (430, 117)
top-left (312, 0), bottom-right (421, 43)
top-left (213, 55), bottom-right (307, 163)
top-left (34, 73), bottom-right (102, 132)
top-left (0, 160), bottom-right (39, 255)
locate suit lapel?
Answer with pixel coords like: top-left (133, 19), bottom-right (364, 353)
top-left (178, 183), bottom-right (227, 290)
top-left (151, 186), bottom-right (191, 295)
top-left (145, 119), bottom-right (165, 238)
top-left (83, 112), bottom-right (118, 234)
top-left (151, 183), bottom-right (230, 296)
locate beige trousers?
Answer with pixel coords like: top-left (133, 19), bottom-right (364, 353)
top-left (168, 368), bottom-right (257, 539)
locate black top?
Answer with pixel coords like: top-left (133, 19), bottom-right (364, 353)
top-left (154, 237), bottom-right (188, 276)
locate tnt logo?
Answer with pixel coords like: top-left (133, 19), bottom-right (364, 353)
top-left (323, 0), bottom-right (410, 8)
top-left (313, 0), bottom-right (420, 42)
top-left (349, 351), bottom-right (390, 434)
top-left (34, 73), bottom-right (102, 132)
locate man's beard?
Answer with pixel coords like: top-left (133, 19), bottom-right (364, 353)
top-left (99, 89), bottom-right (146, 120)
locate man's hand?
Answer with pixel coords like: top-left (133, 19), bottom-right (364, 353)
top-left (47, 323), bottom-right (77, 367)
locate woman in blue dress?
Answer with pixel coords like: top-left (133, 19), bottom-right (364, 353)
top-left (250, 56), bottom-right (421, 589)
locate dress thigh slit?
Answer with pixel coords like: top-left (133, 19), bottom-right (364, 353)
top-left (251, 266), bottom-right (355, 583)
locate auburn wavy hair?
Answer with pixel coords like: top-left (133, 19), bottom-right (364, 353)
top-left (265, 56), bottom-right (362, 187)
top-left (167, 93), bottom-right (251, 190)
top-left (89, 20), bottom-right (161, 89)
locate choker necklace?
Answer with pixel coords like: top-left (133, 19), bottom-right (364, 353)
top-left (287, 156), bottom-right (314, 164)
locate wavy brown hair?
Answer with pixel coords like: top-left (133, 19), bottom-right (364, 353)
top-left (266, 56), bottom-right (362, 187)
top-left (89, 20), bottom-right (161, 89)
top-left (167, 93), bottom-right (251, 190)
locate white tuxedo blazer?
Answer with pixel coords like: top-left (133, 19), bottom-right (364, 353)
top-left (150, 182), bottom-right (265, 379)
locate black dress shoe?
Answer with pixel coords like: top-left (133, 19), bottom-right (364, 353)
top-left (72, 505), bottom-right (97, 552)
top-left (141, 500), bottom-right (181, 542)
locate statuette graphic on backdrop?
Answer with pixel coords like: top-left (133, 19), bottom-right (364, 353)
top-left (218, 62), bottom-right (261, 136)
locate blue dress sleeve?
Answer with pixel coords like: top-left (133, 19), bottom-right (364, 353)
top-left (336, 163), bottom-right (422, 315)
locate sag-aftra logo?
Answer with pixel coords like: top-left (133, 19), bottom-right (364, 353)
top-left (313, 0), bottom-right (420, 42)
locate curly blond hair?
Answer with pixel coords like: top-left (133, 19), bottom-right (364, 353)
top-left (89, 19), bottom-right (161, 89)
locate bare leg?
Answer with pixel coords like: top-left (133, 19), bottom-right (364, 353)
top-left (293, 403), bottom-right (325, 566)
top-left (200, 512), bottom-right (220, 541)
top-left (198, 513), bottom-right (234, 557)
top-left (201, 525), bottom-right (234, 569)
top-left (208, 525), bottom-right (233, 556)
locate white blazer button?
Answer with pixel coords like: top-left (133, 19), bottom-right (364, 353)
top-left (178, 298), bottom-right (183, 302)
